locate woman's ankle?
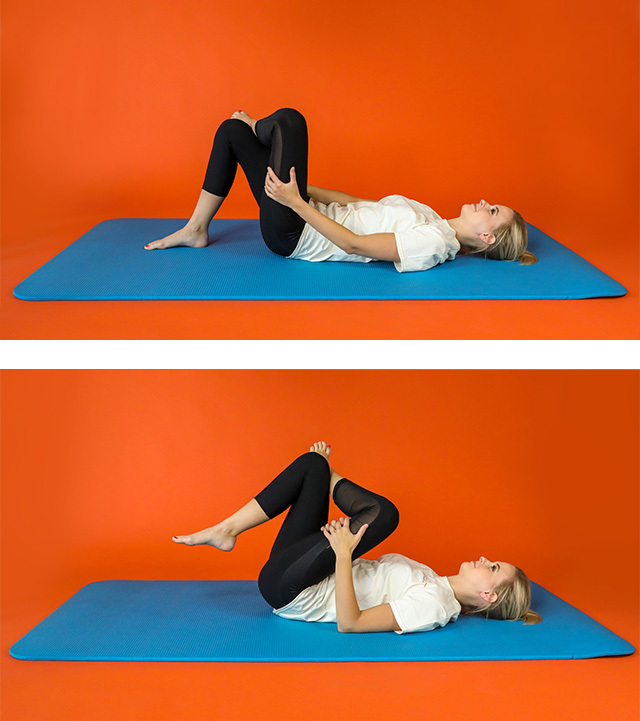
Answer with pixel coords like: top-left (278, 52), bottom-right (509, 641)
top-left (185, 219), bottom-right (210, 233)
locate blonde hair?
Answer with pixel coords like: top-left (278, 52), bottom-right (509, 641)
top-left (467, 567), bottom-right (542, 625)
top-left (470, 209), bottom-right (538, 265)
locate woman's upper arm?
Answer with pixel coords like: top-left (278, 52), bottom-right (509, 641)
top-left (344, 603), bottom-right (401, 633)
top-left (351, 233), bottom-right (400, 263)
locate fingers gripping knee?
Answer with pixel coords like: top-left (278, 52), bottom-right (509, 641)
top-left (351, 497), bottom-right (399, 539)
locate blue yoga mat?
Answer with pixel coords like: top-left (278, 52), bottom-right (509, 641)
top-left (14, 218), bottom-right (626, 300)
top-left (10, 580), bottom-right (635, 662)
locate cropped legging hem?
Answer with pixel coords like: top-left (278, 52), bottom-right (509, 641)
top-left (254, 452), bottom-right (399, 611)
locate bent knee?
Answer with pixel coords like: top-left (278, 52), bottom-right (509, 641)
top-left (298, 450), bottom-right (331, 473)
top-left (216, 117), bottom-right (251, 138)
top-left (275, 107), bottom-right (307, 131)
top-left (378, 497), bottom-right (400, 531)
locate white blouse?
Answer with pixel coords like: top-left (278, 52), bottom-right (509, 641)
top-left (289, 195), bottom-right (460, 273)
top-left (274, 553), bottom-right (462, 635)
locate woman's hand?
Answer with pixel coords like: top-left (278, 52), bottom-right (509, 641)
top-left (264, 166), bottom-right (303, 209)
top-left (321, 517), bottom-right (368, 559)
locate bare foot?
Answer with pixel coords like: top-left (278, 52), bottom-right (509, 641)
top-left (172, 524), bottom-right (236, 551)
top-left (310, 440), bottom-right (332, 462)
top-left (231, 110), bottom-right (257, 136)
top-left (144, 225), bottom-right (209, 251)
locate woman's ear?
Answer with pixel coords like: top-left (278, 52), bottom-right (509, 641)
top-left (480, 589), bottom-right (498, 604)
top-left (479, 232), bottom-right (496, 246)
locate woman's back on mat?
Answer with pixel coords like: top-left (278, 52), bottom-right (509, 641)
top-left (145, 109), bottom-right (537, 271)
top-left (172, 441), bottom-right (542, 635)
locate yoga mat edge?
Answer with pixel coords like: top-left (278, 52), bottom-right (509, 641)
top-left (9, 580), bottom-right (635, 663)
top-left (13, 218), bottom-right (627, 301)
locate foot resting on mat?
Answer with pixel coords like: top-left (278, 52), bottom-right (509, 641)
top-left (144, 110), bottom-right (257, 252)
top-left (144, 226), bottom-right (209, 251)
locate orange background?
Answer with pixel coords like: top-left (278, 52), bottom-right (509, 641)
top-left (1, 370), bottom-right (638, 720)
top-left (1, 0), bottom-right (639, 339)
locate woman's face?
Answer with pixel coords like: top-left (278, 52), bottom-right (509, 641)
top-left (460, 200), bottom-right (514, 245)
top-left (459, 556), bottom-right (517, 600)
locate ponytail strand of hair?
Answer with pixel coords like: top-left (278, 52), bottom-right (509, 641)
top-left (519, 250), bottom-right (538, 265)
top-left (521, 609), bottom-right (543, 625)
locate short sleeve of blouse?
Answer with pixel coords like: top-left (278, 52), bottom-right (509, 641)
top-left (389, 590), bottom-right (452, 634)
top-left (393, 225), bottom-right (451, 273)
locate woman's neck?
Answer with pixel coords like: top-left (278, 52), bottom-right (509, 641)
top-left (446, 573), bottom-right (475, 608)
top-left (445, 217), bottom-right (477, 249)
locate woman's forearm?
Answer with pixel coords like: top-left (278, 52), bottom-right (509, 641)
top-left (334, 553), bottom-right (362, 632)
top-left (291, 197), bottom-right (358, 253)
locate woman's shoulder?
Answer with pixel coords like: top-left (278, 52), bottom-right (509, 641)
top-left (377, 194), bottom-right (436, 213)
top-left (376, 552), bottom-right (415, 564)
top-left (376, 553), bottom-right (434, 573)
top-left (377, 194), bottom-right (426, 208)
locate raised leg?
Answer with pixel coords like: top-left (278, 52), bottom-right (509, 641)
top-left (172, 443), bottom-right (333, 553)
top-left (172, 498), bottom-right (268, 551)
top-left (257, 448), bottom-right (399, 610)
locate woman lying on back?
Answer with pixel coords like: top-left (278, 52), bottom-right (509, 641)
top-left (147, 109), bottom-right (537, 272)
top-left (173, 442), bottom-right (542, 634)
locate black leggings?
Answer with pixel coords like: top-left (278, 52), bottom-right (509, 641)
top-left (256, 452), bottom-right (400, 610)
top-left (202, 108), bottom-right (311, 257)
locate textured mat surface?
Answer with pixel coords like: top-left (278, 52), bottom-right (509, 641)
top-left (14, 218), bottom-right (627, 300)
top-left (10, 580), bottom-right (635, 662)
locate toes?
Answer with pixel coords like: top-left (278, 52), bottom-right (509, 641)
top-left (309, 441), bottom-right (331, 457)
top-left (310, 441), bottom-right (332, 457)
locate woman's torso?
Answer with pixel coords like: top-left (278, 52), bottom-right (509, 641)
top-left (273, 552), bottom-right (462, 634)
top-left (289, 195), bottom-right (460, 272)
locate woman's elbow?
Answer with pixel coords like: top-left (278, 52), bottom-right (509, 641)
top-left (343, 242), bottom-right (359, 255)
top-left (337, 621), bottom-right (357, 633)
top-left (344, 233), bottom-right (363, 255)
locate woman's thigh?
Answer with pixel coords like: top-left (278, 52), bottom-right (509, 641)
top-left (256, 451), bottom-right (331, 557)
top-left (205, 109), bottom-right (311, 256)
top-left (258, 475), bottom-right (400, 610)
top-left (258, 532), bottom-right (335, 609)
top-left (255, 108), bottom-right (310, 256)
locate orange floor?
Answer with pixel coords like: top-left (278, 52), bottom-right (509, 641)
top-left (2, 220), bottom-right (638, 339)
top-left (3, 592), bottom-right (638, 721)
